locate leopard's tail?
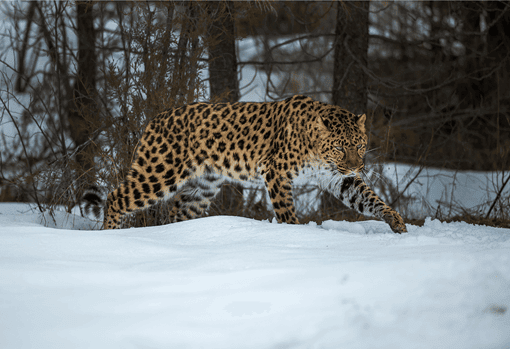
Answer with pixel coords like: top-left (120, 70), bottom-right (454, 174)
top-left (80, 185), bottom-right (107, 221)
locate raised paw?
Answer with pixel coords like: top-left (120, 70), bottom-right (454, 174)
top-left (383, 211), bottom-right (407, 234)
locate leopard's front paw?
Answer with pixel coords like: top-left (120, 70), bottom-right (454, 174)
top-left (383, 211), bottom-right (407, 234)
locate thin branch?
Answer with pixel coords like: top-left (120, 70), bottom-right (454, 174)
top-left (486, 173), bottom-right (510, 219)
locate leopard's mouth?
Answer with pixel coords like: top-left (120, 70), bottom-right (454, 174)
top-left (331, 164), bottom-right (362, 177)
top-left (340, 169), bottom-right (359, 176)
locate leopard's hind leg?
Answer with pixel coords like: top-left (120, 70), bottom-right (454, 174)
top-left (104, 166), bottom-right (181, 229)
top-left (167, 171), bottom-right (224, 222)
top-left (104, 163), bottom-right (224, 229)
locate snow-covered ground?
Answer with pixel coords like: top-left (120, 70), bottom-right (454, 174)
top-left (0, 203), bottom-right (509, 349)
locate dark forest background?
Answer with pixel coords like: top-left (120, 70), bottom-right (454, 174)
top-left (0, 1), bottom-right (509, 227)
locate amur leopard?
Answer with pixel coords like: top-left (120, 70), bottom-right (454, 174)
top-left (82, 95), bottom-right (407, 233)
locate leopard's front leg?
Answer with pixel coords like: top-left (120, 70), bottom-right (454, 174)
top-left (331, 175), bottom-right (407, 233)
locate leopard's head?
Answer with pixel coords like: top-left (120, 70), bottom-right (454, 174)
top-left (316, 109), bottom-right (368, 176)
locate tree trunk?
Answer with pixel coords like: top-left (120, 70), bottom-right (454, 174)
top-left (207, 1), bottom-right (242, 215)
top-left (481, 1), bottom-right (510, 169)
top-left (332, 1), bottom-right (369, 114)
top-left (327, 1), bottom-right (370, 217)
top-left (208, 1), bottom-right (239, 103)
top-left (68, 1), bottom-right (97, 184)
top-left (457, 1), bottom-right (510, 169)
top-left (171, 2), bottom-right (199, 105)
top-left (16, 1), bottom-right (37, 93)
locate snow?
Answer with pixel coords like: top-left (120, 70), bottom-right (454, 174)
top-left (0, 204), bottom-right (509, 348)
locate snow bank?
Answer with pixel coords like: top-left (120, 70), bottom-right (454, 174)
top-left (0, 204), bottom-right (509, 349)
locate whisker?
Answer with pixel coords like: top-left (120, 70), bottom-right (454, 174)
top-left (366, 147), bottom-right (380, 154)
top-left (360, 169), bottom-right (371, 186)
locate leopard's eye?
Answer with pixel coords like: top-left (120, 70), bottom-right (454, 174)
top-left (335, 146), bottom-right (344, 152)
top-left (357, 144), bottom-right (365, 150)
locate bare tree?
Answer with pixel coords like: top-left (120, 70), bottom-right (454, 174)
top-left (207, 1), bottom-right (239, 103)
top-left (321, 1), bottom-right (370, 219)
top-left (0, 1), bottom-right (103, 205)
top-left (206, 1), bottom-right (244, 215)
top-left (332, 1), bottom-right (369, 114)
top-left (69, 1), bottom-right (97, 184)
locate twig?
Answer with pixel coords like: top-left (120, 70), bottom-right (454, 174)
top-left (0, 96), bottom-right (43, 211)
top-left (389, 130), bottom-right (434, 207)
top-left (486, 173), bottom-right (510, 219)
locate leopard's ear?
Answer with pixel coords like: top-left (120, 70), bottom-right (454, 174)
top-left (356, 114), bottom-right (366, 133)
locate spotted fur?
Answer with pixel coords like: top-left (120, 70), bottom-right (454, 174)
top-left (86, 95), bottom-right (406, 233)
